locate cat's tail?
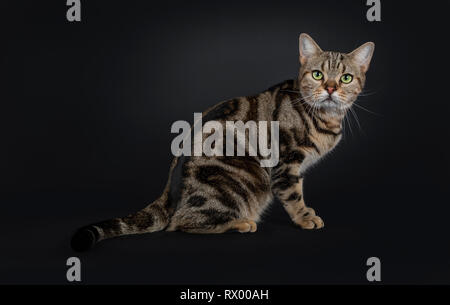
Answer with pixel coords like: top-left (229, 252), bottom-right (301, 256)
top-left (70, 196), bottom-right (171, 252)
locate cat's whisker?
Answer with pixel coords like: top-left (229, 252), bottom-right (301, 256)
top-left (344, 113), bottom-right (353, 137)
top-left (290, 93), bottom-right (316, 106)
top-left (309, 102), bottom-right (316, 118)
top-left (313, 104), bottom-right (320, 122)
top-left (346, 116), bottom-right (353, 137)
top-left (341, 115), bottom-right (347, 139)
top-left (307, 100), bottom-right (316, 117)
top-left (358, 90), bottom-right (378, 97)
top-left (358, 93), bottom-right (377, 97)
top-left (349, 107), bottom-right (365, 135)
top-left (352, 102), bottom-right (382, 117)
top-left (280, 89), bottom-right (301, 94)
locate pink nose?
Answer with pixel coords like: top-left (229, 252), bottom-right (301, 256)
top-left (326, 87), bottom-right (336, 95)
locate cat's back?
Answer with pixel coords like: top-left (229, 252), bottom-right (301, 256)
top-left (201, 83), bottom-right (283, 125)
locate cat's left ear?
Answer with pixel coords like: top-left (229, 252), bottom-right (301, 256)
top-left (348, 42), bottom-right (375, 73)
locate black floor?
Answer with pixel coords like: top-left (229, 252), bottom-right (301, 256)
top-left (2, 184), bottom-right (449, 285)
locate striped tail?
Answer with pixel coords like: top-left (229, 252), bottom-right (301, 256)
top-left (71, 196), bottom-right (170, 252)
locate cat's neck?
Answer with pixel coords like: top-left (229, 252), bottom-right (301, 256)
top-left (303, 102), bottom-right (345, 131)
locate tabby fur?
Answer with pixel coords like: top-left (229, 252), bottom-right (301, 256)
top-left (71, 34), bottom-right (374, 251)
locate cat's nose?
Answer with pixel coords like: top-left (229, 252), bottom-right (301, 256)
top-left (325, 80), bottom-right (337, 95)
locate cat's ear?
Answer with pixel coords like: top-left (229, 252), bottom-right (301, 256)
top-left (299, 33), bottom-right (322, 65)
top-left (348, 42), bottom-right (375, 73)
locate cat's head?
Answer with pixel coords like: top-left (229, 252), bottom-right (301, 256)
top-left (298, 33), bottom-right (374, 113)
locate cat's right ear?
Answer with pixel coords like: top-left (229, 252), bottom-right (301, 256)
top-left (299, 33), bottom-right (322, 65)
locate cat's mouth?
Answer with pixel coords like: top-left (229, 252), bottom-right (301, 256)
top-left (320, 96), bottom-right (339, 108)
top-left (305, 92), bottom-right (345, 111)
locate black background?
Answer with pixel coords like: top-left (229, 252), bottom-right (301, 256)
top-left (1, 0), bottom-right (449, 284)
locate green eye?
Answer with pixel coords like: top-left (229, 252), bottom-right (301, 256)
top-left (340, 74), bottom-right (353, 84)
top-left (312, 70), bottom-right (323, 80)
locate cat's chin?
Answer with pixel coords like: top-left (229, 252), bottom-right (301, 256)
top-left (309, 99), bottom-right (345, 114)
top-left (321, 98), bottom-right (339, 108)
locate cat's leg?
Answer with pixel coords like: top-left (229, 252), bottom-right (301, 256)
top-left (272, 164), bottom-right (324, 229)
top-left (229, 219), bottom-right (258, 233)
top-left (176, 218), bottom-right (257, 234)
top-left (167, 215), bottom-right (257, 234)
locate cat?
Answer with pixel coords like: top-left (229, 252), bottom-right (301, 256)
top-left (71, 33), bottom-right (374, 251)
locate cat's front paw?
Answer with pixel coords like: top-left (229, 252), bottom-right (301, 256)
top-left (294, 207), bottom-right (324, 229)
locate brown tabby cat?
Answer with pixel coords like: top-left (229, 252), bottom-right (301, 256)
top-left (71, 34), bottom-right (374, 251)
